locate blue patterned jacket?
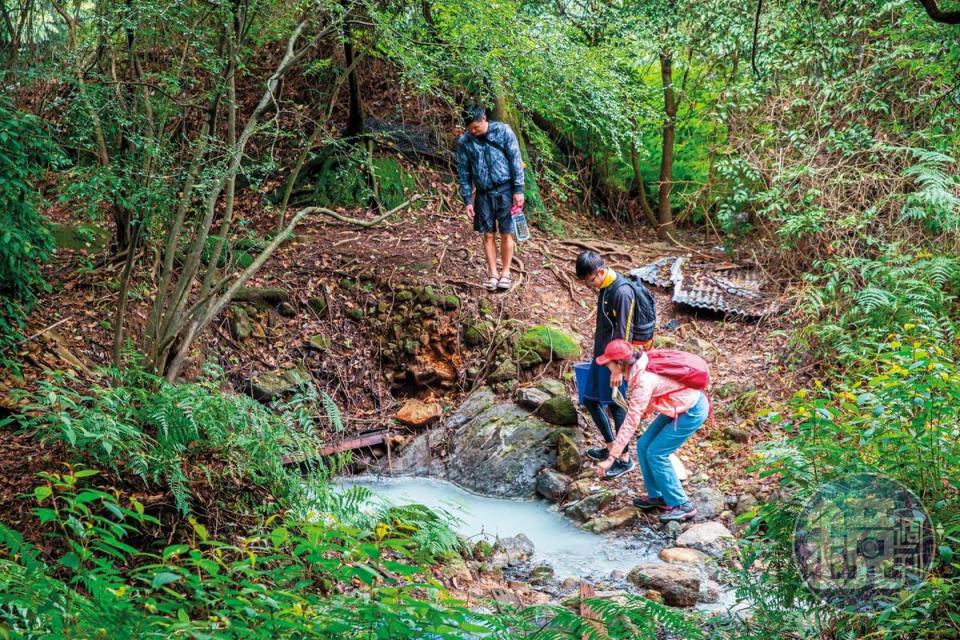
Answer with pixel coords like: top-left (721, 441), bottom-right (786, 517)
top-left (456, 121), bottom-right (525, 204)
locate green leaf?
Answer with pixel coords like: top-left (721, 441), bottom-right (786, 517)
top-left (33, 485), bottom-right (52, 502)
top-left (151, 571), bottom-right (182, 589)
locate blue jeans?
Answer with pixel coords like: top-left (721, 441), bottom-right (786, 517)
top-left (636, 392), bottom-right (708, 507)
top-left (584, 400), bottom-right (627, 445)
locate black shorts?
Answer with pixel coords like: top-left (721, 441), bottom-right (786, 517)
top-left (473, 186), bottom-right (514, 234)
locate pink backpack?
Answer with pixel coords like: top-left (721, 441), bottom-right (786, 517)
top-left (645, 349), bottom-right (712, 420)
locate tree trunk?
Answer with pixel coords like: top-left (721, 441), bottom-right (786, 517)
top-left (630, 140), bottom-right (659, 229)
top-left (343, 23), bottom-right (363, 137)
top-left (492, 90), bottom-right (545, 214)
top-left (657, 51), bottom-right (677, 239)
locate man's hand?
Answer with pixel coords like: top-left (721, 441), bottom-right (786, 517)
top-left (596, 457), bottom-right (613, 478)
top-left (513, 193), bottom-right (525, 209)
top-left (465, 204), bottom-right (474, 220)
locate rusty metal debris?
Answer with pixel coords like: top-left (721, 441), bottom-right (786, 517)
top-left (631, 257), bottom-right (781, 320)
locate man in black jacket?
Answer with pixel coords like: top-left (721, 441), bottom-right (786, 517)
top-left (575, 251), bottom-right (656, 479)
top-left (456, 105), bottom-right (525, 291)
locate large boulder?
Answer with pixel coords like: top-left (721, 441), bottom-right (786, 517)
top-left (626, 563), bottom-right (701, 608)
top-left (675, 521), bottom-right (735, 558)
top-left (445, 388), bottom-right (576, 497)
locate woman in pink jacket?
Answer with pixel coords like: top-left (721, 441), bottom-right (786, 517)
top-left (594, 339), bottom-right (709, 522)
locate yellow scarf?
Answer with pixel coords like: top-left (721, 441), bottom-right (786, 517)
top-left (599, 269), bottom-right (617, 289)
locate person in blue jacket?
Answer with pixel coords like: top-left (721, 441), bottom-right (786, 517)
top-left (456, 105), bottom-right (525, 291)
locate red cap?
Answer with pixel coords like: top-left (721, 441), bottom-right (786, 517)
top-left (596, 339), bottom-right (634, 365)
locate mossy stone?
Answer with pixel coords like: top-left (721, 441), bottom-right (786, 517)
top-left (518, 325), bottom-right (580, 363)
top-left (339, 278), bottom-right (357, 291)
top-left (442, 295), bottom-right (461, 311)
top-left (307, 293), bottom-right (328, 317)
top-left (347, 307), bottom-right (364, 321)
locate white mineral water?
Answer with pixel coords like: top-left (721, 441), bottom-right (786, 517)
top-left (340, 475), bottom-right (661, 580)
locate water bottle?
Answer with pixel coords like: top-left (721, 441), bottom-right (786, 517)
top-left (511, 205), bottom-right (531, 242)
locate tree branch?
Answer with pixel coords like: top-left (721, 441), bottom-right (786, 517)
top-left (916, 0), bottom-right (960, 24)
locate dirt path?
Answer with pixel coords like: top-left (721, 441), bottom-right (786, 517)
top-left (5, 177), bottom-right (795, 530)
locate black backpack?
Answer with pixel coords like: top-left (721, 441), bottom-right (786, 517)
top-left (605, 274), bottom-right (657, 342)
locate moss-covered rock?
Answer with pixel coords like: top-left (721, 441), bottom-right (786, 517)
top-left (518, 325), bottom-right (580, 365)
top-left (441, 295), bottom-right (461, 311)
top-left (555, 432), bottom-right (582, 473)
top-left (307, 292), bottom-right (328, 317)
top-left (537, 396), bottom-right (578, 426)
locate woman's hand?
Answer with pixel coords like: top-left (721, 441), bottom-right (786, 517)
top-left (596, 457), bottom-right (613, 478)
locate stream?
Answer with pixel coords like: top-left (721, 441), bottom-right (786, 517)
top-left (341, 475), bottom-right (667, 580)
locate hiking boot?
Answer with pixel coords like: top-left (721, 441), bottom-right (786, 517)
top-left (659, 502), bottom-right (697, 522)
top-left (632, 495), bottom-right (667, 510)
top-left (585, 447), bottom-right (609, 462)
top-left (604, 458), bottom-right (635, 480)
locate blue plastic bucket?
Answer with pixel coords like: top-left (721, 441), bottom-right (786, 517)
top-left (574, 360), bottom-right (626, 406)
top-left (573, 362), bottom-right (592, 405)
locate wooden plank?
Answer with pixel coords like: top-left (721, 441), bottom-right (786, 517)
top-left (281, 429), bottom-right (387, 465)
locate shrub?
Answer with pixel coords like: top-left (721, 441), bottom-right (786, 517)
top-left (0, 98), bottom-right (59, 364)
top-left (727, 323), bottom-right (960, 639)
top-left (16, 365), bottom-right (335, 514)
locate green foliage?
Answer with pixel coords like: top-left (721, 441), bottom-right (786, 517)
top-left (290, 145), bottom-right (416, 210)
top-left (796, 249), bottom-right (960, 364)
top-left (0, 469), bottom-right (703, 639)
top-left (16, 365), bottom-right (330, 514)
top-left (726, 324), bottom-right (960, 638)
top-left (0, 98), bottom-right (58, 362)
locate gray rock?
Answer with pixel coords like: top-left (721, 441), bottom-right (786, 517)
top-left (735, 493), bottom-right (759, 516)
top-left (446, 388), bottom-right (576, 497)
top-left (536, 378), bottom-right (568, 398)
top-left (691, 487), bottom-right (726, 521)
top-left (583, 506), bottom-right (637, 533)
top-left (675, 521), bottom-right (735, 558)
top-left (516, 387), bottom-right (551, 411)
top-left (724, 425), bottom-right (751, 443)
top-left (229, 306), bottom-right (253, 340)
top-left (555, 433), bottom-right (582, 474)
top-left (627, 563), bottom-right (701, 608)
top-left (375, 431), bottom-right (438, 476)
top-left (699, 579), bottom-right (721, 604)
top-left (248, 365), bottom-right (309, 402)
top-left (529, 565), bottom-right (555, 586)
top-left (488, 360), bottom-right (518, 383)
top-left (536, 468), bottom-right (571, 502)
top-left (662, 520), bottom-right (682, 538)
top-left (491, 534), bottom-right (535, 568)
top-left (564, 490), bottom-right (615, 523)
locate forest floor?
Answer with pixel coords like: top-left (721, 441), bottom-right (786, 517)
top-left (2, 162), bottom-right (801, 554)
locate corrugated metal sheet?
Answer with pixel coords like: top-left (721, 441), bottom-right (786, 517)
top-left (631, 257), bottom-right (780, 320)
